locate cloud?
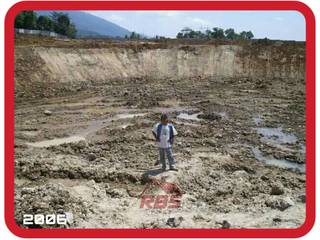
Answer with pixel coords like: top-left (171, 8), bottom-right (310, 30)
top-left (191, 17), bottom-right (210, 26)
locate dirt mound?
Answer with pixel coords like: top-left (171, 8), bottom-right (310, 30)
top-left (15, 183), bottom-right (87, 228)
top-left (14, 35), bottom-right (305, 100)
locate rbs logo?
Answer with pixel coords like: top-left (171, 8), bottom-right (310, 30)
top-left (139, 177), bottom-right (183, 209)
top-left (140, 194), bottom-right (181, 208)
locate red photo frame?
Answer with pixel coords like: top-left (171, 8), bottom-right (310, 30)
top-left (4, 1), bottom-right (315, 238)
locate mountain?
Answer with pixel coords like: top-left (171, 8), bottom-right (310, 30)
top-left (36, 11), bottom-right (131, 38)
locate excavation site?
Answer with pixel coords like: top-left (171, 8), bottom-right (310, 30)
top-left (14, 35), bottom-right (306, 229)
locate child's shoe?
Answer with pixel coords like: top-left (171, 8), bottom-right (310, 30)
top-left (169, 166), bottom-right (178, 171)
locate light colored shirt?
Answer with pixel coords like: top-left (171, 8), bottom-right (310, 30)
top-left (152, 123), bottom-right (178, 148)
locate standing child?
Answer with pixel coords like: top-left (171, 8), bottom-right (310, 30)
top-left (152, 113), bottom-right (178, 171)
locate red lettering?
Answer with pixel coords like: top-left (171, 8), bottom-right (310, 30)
top-left (154, 195), bottom-right (168, 208)
top-left (168, 195), bottom-right (182, 208)
top-left (140, 195), bottom-right (154, 208)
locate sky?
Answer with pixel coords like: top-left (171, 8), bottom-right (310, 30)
top-left (86, 10), bottom-right (306, 41)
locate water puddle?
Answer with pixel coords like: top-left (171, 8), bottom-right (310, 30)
top-left (26, 111), bottom-right (147, 148)
top-left (252, 147), bottom-right (305, 173)
top-left (78, 119), bottom-right (105, 136)
top-left (114, 113), bottom-right (146, 119)
top-left (299, 144), bottom-right (306, 154)
top-left (256, 127), bottom-right (297, 145)
top-left (152, 106), bottom-right (194, 113)
top-left (177, 112), bottom-right (202, 121)
top-left (27, 136), bottom-right (85, 148)
top-left (119, 124), bottom-right (134, 129)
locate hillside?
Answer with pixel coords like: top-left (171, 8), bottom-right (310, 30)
top-left (36, 10), bottom-right (131, 38)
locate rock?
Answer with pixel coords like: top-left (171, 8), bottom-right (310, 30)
top-left (222, 220), bottom-right (231, 229)
top-left (21, 187), bottom-right (35, 195)
top-left (215, 133), bottom-right (223, 139)
top-left (166, 216), bottom-right (184, 228)
top-left (216, 186), bottom-right (233, 196)
top-left (96, 157), bottom-right (107, 162)
top-left (44, 110), bottom-right (52, 116)
top-left (273, 217), bottom-right (282, 222)
top-left (205, 138), bottom-right (217, 147)
top-left (265, 196), bottom-right (294, 211)
top-left (106, 188), bottom-right (126, 198)
top-left (297, 194), bottom-right (306, 203)
top-left (232, 170), bottom-right (248, 178)
top-left (193, 214), bottom-right (205, 221)
top-left (87, 153), bottom-right (96, 161)
top-left (186, 195), bottom-right (197, 202)
top-left (57, 208), bottom-right (64, 214)
top-left (75, 140), bottom-right (87, 149)
top-left (33, 201), bottom-right (50, 210)
top-left (198, 112), bottom-right (221, 121)
top-left (122, 200), bottom-right (130, 207)
top-left (270, 184), bottom-right (285, 195)
top-left (87, 179), bottom-right (96, 186)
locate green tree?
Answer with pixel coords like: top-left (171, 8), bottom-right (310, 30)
top-left (14, 11), bottom-right (25, 28)
top-left (15, 11), bottom-right (37, 29)
top-left (180, 27), bottom-right (192, 38)
top-left (51, 12), bottom-right (69, 35)
top-left (66, 23), bottom-right (77, 38)
top-left (212, 27), bottom-right (225, 39)
top-left (50, 12), bottom-right (77, 38)
top-left (225, 28), bottom-right (239, 40)
top-left (37, 15), bottom-right (54, 31)
top-left (238, 31), bottom-right (254, 40)
top-left (176, 27), bottom-right (253, 40)
top-left (246, 31), bottom-right (254, 39)
top-left (194, 30), bottom-right (205, 39)
top-left (205, 29), bottom-right (212, 38)
top-left (239, 31), bottom-right (247, 39)
top-left (188, 30), bottom-right (197, 38)
top-left (176, 32), bottom-right (183, 38)
top-left (24, 11), bottom-right (37, 29)
top-left (130, 31), bottom-right (140, 39)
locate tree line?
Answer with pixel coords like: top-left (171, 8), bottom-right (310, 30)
top-left (124, 31), bottom-right (141, 40)
top-left (14, 11), bottom-right (77, 38)
top-left (176, 27), bottom-right (254, 40)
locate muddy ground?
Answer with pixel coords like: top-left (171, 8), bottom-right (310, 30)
top-left (14, 37), bottom-right (306, 229)
top-left (14, 74), bottom-right (306, 229)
